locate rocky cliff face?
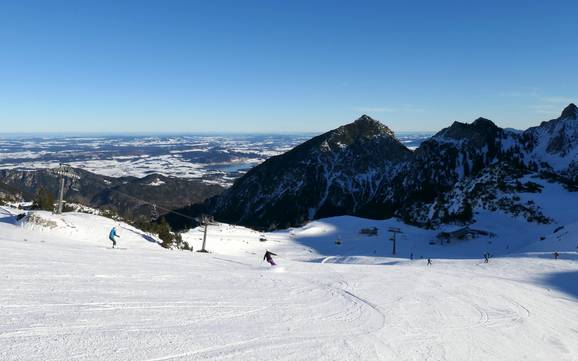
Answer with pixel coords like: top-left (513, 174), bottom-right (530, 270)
top-left (398, 118), bottom-right (506, 200)
top-left (523, 103), bottom-right (578, 180)
top-left (394, 105), bottom-right (578, 227)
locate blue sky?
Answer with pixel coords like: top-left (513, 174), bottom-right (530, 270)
top-left (0, 0), bottom-right (577, 133)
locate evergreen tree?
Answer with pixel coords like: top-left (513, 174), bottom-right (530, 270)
top-left (32, 187), bottom-right (55, 211)
top-left (158, 217), bottom-right (174, 249)
top-left (457, 198), bottom-right (473, 222)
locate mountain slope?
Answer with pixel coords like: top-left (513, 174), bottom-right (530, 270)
top-left (170, 104), bottom-right (578, 232)
top-left (393, 105), bottom-right (578, 227)
top-left (2, 205), bottom-right (578, 361)
top-left (523, 103), bottom-right (578, 181)
top-left (210, 115), bottom-right (412, 229)
top-left (0, 168), bottom-right (224, 221)
top-left (397, 117), bottom-right (508, 201)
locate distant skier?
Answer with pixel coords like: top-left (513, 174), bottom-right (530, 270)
top-left (483, 253), bottom-right (489, 263)
top-left (263, 250), bottom-right (277, 266)
top-left (427, 258), bottom-right (432, 266)
top-left (410, 252), bottom-right (414, 260)
top-left (554, 251), bottom-right (560, 260)
top-left (109, 227), bottom-right (120, 249)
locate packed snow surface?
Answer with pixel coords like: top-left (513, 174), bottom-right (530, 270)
top-left (0, 208), bottom-right (577, 361)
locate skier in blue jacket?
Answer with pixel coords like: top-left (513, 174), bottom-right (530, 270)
top-left (109, 227), bottom-right (120, 248)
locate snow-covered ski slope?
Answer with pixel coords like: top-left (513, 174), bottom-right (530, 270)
top-left (1, 179), bottom-right (578, 361)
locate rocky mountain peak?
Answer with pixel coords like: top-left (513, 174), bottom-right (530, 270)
top-left (560, 103), bottom-right (577, 120)
top-left (332, 115), bottom-right (396, 142)
top-left (434, 117), bottom-right (499, 142)
top-left (472, 117), bottom-right (496, 127)
top-left (200, 115), bottom-right (413, 230)
top-left (355, 114), bottom-right (375, 123)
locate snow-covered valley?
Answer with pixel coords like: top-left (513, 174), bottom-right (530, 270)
top-left (1, 179), bottom-right (577, 361)
top-left (0, 133), bottom-right (430, 187)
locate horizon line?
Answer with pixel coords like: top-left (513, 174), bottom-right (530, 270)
top-left (0, 130), bottom-right (438, 138)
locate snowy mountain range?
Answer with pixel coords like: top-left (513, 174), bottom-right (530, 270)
top-left (0, 132), bottom-right (431, 222)
top-left (2, 107), bottom-right (578, 361)
top-left (171, 104), bottom-right (578, 231)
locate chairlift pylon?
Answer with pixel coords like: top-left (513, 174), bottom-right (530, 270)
top-left (151, 204), bottom-right (158, 221)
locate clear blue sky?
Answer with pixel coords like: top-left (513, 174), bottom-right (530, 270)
top-left (0, 0), bottom-right (576, 133)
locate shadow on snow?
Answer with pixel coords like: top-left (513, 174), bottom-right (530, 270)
top-left (539, 270), bottom-right (578, 299)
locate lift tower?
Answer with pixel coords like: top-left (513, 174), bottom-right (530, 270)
top-left (51, 164), bottom-right (80, 214)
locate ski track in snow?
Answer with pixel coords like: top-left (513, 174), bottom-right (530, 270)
top-left (1, 211), bottom-right (578, 360)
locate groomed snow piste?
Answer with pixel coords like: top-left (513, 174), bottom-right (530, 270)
top-left (1, 189), bottom-right (577, 361)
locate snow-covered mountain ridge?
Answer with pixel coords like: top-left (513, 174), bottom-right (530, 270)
top-left (524, 103), bottom-right (578, 176)
top-left (172, 104), bottom-right (578, 231)
top-left (199, 115), bottom-right (413, 229)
